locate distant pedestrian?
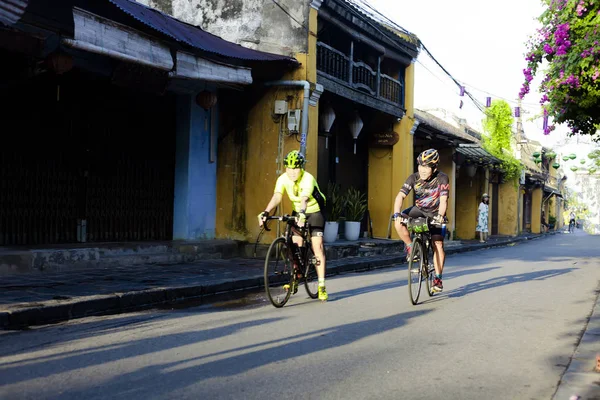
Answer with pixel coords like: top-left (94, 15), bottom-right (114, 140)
top-left (476, 193), bottom-right (489, 243)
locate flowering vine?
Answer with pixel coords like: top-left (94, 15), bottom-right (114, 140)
top-left (520, 0), bottom-right (600, 138)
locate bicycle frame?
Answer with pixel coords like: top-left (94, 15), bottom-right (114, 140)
top-left (264, 215), bottom-right (312, 268)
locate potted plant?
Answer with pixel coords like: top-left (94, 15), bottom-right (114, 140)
top-left (548, 215), bottom-right (556, 230)
top-left (343, 186), bottom-right (367, 241)
top-left (323, 182), bottom-right (343, 243)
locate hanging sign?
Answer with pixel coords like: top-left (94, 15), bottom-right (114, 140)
top-left (370, 131), bottom-right (399, 146)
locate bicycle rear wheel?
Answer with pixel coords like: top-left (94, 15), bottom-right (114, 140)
top-left (264, 237), bottom-right (294, 308)
top-left (408, 238), bottom-right (424, 305)
top-left (304, 246), bottom-right (319, 299)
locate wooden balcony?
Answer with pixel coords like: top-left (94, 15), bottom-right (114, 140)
top-left (317, 41), bottom-right (404, 115)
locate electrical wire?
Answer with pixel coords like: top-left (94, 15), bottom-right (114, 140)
top-left (271, 0), bottom-right (314, 34)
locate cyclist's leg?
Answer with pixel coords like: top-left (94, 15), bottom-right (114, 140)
top-left (308, 212), bottom-right (327, 301)
top-left (397, 206), bottom-right (417, 246)
top-left (290, 211), bottom-right (304, 247)
top-left (307, 212), bottom-right (326, 281)
top-left (431, 230), bottom-right (445, 275)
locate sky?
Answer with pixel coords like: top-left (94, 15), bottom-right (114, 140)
top-left (362, 0), bottom-right (599, 186)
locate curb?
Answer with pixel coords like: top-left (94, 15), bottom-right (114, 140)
top-left (552, 282), bottom-right (600, 399)
top-left (0, 233), bottom-right (555, 329)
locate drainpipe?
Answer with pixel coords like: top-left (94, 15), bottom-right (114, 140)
top-left (265, 80), bottom-right (310, 156)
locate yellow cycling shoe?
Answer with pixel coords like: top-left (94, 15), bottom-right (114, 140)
top-left (318, 286), bottom-right (328, 301)
top-left (283, 281), bottom-right (298, 294)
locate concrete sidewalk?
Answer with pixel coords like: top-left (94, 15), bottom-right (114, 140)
top-left (553, 284), bottom-right (600, 400)
top-left (0, 232), bottom-right (556, 329)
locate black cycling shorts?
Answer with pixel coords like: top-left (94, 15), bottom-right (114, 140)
top-left (401, 206), bottom-right (444, 242)
top-left (292, 211), bottom-right (324, 237)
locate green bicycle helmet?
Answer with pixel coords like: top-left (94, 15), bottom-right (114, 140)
top-left (283, 150), bottom-right (305, 169)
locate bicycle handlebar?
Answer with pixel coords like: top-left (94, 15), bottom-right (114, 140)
top-left (262, 215), bottom-right (300, 232)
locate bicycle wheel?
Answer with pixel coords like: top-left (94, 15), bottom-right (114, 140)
top-left (408, 237), bottom-right (424, 305)
top-left (264, 237), bottom-right (294, 308)
top-left (425, 240), bottom-right (435, 297)
top-left (304, 246), bottom-right (319, 299)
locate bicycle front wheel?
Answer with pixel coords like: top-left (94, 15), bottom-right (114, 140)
top-left (264, 237), bottom-right (294, 308)
top-left (408, 237), bottom-right (424, 305)
top-left (304, 246), bottom-right (319, 299)
top-left (425, 240), bottom-right (436, 297)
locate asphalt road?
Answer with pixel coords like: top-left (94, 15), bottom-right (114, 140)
top-left (1, 231), bottom-right (598, 400)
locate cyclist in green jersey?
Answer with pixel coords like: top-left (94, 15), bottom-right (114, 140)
top-left (258, 150), bottom-right (328, 301)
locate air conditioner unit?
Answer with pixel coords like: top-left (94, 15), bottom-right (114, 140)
top-left (288, 110), bottom-right (301, 133)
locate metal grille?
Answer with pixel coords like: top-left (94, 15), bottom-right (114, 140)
top-left (0, 69), bottom-right (175, 246)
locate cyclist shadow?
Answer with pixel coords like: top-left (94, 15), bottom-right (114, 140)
top-left (68, 309), bottom-right (433, 398)
top-left (326, 266), bottom-right (501, 303)
top-left (446, 267), bottom-right (577, 299)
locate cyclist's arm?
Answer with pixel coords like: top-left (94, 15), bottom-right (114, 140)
top-left (264, 193), bottom-right (283, 214)
top-left (394, 175), bottom-right (415, 214)
top-left (299, 196), bottom-right (309, 213)
top-left (437, 176), bottom-right (450, 217)
top-left (393, 191), bottom-right (407, 215)
top-left (438, 195), bottom-right (448, 217)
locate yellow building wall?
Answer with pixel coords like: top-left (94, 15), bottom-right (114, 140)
top-left (215, 12), bottom-right (319, 243)
top-left (455, 169), bottom-right (480, 240)
top-left (368, 148), bottom-right (393, 238)
top-left (498, 179), bottom-right (519, 236)
top-left (531, 187), bottom-right (543, 234)
top-left (371, 62), bottom-right (415, 240)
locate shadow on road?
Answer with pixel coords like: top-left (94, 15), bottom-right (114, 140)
top-left (54, 309), bottom-right (431, 399)
top-left (447, 268), bottom-right (577, 299)
top-left (328, 267), bottom-right (501, 302)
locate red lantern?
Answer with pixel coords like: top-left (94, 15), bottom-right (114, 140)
top-left (46, 52), bottom-right (73, 75)
top-left (195, 90), bottom-right (217, 110)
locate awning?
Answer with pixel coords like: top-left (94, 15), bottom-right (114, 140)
top-left (65, 7), bottom-right (253, 85)
top-left (0, 0), bottom-right (28, 26)
top-left (107, 0), bottom-right (299, 64)
top-left (456, 144), bottom-right (502, 166)
top-left (544, 186), bottom-right (563, 198)
top-left (414, 110), bottom-right (478, 144)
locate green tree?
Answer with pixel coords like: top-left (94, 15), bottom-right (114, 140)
top-left (520, 0), bottom-right (600, 138)
top-left (482, 100), bottom-right (523, 183)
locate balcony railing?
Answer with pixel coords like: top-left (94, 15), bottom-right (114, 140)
top-left (317, 41), bottom-right (403, 106)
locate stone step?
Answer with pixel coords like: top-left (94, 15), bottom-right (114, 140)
top-left (0, 240), bottom-right (243, 275)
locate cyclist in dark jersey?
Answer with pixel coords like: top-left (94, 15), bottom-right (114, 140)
top-left (392, 148), bottom-right (449, 293)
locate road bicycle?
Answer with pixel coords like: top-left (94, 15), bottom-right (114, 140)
top-left (406, 216), bottom-right (439, 305)
top-left (262, 215), bottom-right (319, 307)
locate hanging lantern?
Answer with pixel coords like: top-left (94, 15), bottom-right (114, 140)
top-left (533, 151), bottom-right (541, 158)
top-left (546, 151), bottom-right (556, 159)
top-left (515, 107), bottom-right (520, 118)
top-left (348, 111), bottom-right (363, 155)
top-left (562, 156), bottom-right (570, 162)
top-left (319, 105), bottom-right (336, 149)
top-left (552, 162), bottom-right (560, 169)
top-left (465, 164), bottom-right (477, 178)
top-left (534, 158), bottom-right (541, 164)
top-left (485, 97), bottom-right (491, 107)
top-left (46, 52), bottom-right (74, 75)
top-left (590, 168), bottom-right (597, 174)
top-left (460, 86), bottom-right (465, 96)
top-left (459, 100), bottom-right (464, 109)
top-left (195, 90), bottom-right (218, 110)
top-left (571, 166), bottom-right (579, 171)
top-left (569, 153), bottom-right (577, 160)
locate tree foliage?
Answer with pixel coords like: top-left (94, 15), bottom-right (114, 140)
top-left (482, 100), bottom-right (523, 183)
top-left (521, 0), bottom-right (600, 138)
